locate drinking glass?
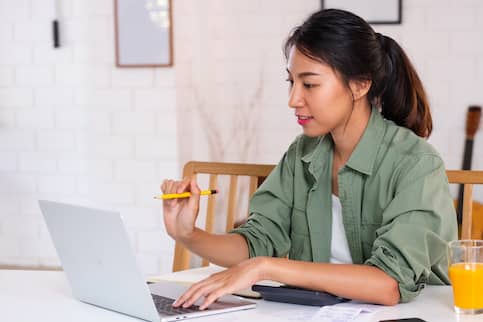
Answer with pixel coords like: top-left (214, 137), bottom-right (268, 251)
top-left (448, 240), bottom-right (483, 314)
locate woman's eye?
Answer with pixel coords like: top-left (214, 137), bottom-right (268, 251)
top-left (286, 79), bottom-right (294, 87)
top-left (303, 83), bottom-right (315, 89)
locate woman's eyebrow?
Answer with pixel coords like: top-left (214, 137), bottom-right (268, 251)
top-left (286, 68), bottom-right (321, 77)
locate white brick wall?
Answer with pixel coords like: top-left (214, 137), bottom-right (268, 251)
top-left (0, 88), bottom-right (33, 107)
top-left (15, 66), bottom-right (55, 86)
top-left (0, 67), bottom-right (13, 86)
top-left (0, 0), bottom-right (178, 276)
top-left (0, 44), bottom-right (32, 65)
top-left (111, 69), bottom-right (154, 87)
top-left (19, 152), bottom-right (57, 173)
top-left (74, 89), bottom-right (131, 110)
top-left (35, 88), bottom-right (74, 106)
top-left (114, 112), bottom-right (157, 134)
top-left (1, 0), bottom-right (482, 276)
top-left (16, 108), bottom-right (55, 129)
top-left (0, 130), bottom-right (36, 151)
top-left (176, 0), bottom-right (483, 201)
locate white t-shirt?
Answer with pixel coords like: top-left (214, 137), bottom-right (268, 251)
top-left (329, 194), bottom-right (353, 264)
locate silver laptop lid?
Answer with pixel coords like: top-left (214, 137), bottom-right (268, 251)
top-left (39, 200), bottom-right (159, 322)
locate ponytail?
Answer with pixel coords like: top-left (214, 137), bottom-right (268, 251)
top-left (284, 9), bottom-right (433, 138)
top-left (376, 34), bottom-right (432, 137)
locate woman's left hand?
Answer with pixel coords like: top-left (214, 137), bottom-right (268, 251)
top-left (173, 257), bottom-right (268, 310)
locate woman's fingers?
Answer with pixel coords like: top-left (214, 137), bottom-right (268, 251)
top-left (187, 177), bottom-right (201, 211)
top-left (173, 276), bottom-right (225, 309)
top-left (161, 178), bottom-right (191, 207)
top-left (162, 179), bottom-right (175, 192)
top-left (173, 276), bottom-right (215, 305)
top-left (181, 282), bottom-right (219, 308)
top-left (160, 179), bottom-right (172, 193)
top-left (173, 283), bottom-right (203, 307)
top-left (199, 288), bottom-right (227, 310)
top-left (163, 180), bottom-right (178, 207)
top-left (161, 179), bottom-right (189, 194)
top-left (173, 259), bottom-right (262, 310)
top-left (176, 177), bottom-right (191, 194)
top-left (160, 177), bottom-right (196, 198)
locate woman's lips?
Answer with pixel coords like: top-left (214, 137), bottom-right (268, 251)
top-left (297, 115), bottom-right (313, 125)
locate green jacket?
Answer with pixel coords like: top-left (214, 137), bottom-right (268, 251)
top-left (231, 107), bottom-right (457, 302)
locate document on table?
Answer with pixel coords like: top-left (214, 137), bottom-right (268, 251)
top-left (310, 302), bottom-right (385, 322)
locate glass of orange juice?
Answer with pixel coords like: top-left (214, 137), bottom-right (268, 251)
top-left (448, 240), bottom-right (483, 314)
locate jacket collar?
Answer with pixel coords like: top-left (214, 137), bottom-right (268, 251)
top-left (300, 135), bottom-right (332, 184)
top-left (345, 107), bottom-right (385, 175)
top-left (301, 107), bottom-right (385, 178)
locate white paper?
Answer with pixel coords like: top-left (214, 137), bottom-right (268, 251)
top-left (311, 307), bottom-right (361, 322)
top-left (310, 302), bottom-right (385, 322)
top-left (334, 301), bottom-right (385, 313)
top-left (270, 306), bottom-right (321, 322)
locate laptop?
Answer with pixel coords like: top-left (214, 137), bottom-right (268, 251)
top-left (38, 200), bottom-right (256, 322)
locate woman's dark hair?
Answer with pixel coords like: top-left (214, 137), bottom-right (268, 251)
top-left (284, 9), bottom-right (432, 137)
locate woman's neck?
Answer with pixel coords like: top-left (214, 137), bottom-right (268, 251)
top-left (331, 102), bottom-right (372, 164)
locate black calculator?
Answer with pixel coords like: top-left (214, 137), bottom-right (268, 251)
top-left (252, 284), bottom-right (350, 306)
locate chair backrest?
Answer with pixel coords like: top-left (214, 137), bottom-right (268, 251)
top-left (171, 164), bottom-right (483, 271)
top-left (172, 161), bottom-right (275, 272)
top-left (446, 170), bottom-right (483, 240)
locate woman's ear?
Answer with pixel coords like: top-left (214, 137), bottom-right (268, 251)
top-left (349, 79), bottom-right (372, 101)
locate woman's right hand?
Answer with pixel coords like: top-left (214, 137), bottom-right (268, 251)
top-left (160, 177), bottom-right (201, 242)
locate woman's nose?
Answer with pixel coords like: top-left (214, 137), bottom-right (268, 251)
top-left (288, 86), bottom-right (303, 109)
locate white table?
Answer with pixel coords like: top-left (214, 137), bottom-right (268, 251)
top-left (1, 268), bottom-right (481, 322)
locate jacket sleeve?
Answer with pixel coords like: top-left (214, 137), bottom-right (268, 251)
top-left (364, 154), bottom-right (457, 303)
top-left (229, 141), bottom-right (297, 258)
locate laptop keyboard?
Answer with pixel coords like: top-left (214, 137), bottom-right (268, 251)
top-left (151, 294), bottom-right (201, 316)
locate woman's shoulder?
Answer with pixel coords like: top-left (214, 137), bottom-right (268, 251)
top-left (370, 121), bottom-right (450, 200)
top-left (382, 119), bottom-right (442, 160)
top-left (375, 120), bottom-right (445, 182)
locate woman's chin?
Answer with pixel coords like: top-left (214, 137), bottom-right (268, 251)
top-left (302, 128), bottom-right (328, 138)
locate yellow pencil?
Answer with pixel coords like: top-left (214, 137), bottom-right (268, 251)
top-left (155, 189), bottom-right (218, 200)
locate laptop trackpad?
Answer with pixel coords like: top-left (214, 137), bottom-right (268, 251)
top-left (149, 281), bottom-right (255, 310)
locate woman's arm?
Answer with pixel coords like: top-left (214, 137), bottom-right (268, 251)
top-left (262, 257), bottom-right (400, 305)
top-left (179, 229), bottom-right (249, 267)
top-left (174, 256), bottom-right (400, 310)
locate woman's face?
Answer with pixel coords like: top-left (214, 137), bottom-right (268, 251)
top-left (286, 46), bottom-right (355, 137)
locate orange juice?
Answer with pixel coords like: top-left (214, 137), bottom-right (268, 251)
top-left (449, 262), bottom-right (483, 309)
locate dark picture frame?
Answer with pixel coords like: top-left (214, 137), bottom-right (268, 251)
top-left (321, 0), bottom-right (402, 25)
top-left (114, 0), bottom-right (173, 67)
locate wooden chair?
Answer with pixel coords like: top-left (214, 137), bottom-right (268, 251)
top-left (446, 170), bottom-right (483, 240)
top-left (172, 161), bottom-right (275, 272)
top-left (171, 163), bottom-right (483, 271)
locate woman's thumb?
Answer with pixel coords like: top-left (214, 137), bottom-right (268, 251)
top-left (188, 177), bottom-right (200, 209)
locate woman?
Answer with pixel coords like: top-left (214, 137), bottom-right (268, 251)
top-left (161, 9), bottom-right (457, 309)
